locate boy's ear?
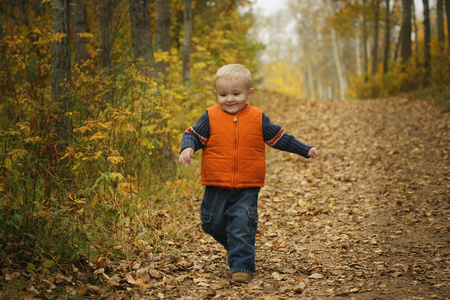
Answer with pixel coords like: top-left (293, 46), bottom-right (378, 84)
top-left (247, 88), bottom-right (255, 100)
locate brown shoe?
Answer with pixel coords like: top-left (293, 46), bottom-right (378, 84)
top-left (231, 272), bottom-right (252, 283)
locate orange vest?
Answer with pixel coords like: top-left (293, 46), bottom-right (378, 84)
top-left (201, 104), bottom-right (266, 189)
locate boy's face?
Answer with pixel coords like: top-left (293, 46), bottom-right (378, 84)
top-left (215, 78), bottom-right (255, 114)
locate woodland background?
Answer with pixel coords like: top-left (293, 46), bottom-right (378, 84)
top-left (0, 0), bottom-right (449, 297)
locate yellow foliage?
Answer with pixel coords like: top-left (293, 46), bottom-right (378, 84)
top-left (108, 172), bottom-right (125, 182)
top-left (50, 32), bottom-right (67, 43)
top-left (107, 156), bottom-right (124, 165)
top-left (259, 61), bottom-right (304, 99)
top-left (77, 32), bottom-right (93, 39)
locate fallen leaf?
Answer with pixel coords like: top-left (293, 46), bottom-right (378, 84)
top-left (309, 273), bottom-right (324, 279)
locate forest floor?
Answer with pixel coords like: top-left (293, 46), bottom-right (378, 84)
top-left (2, 96), bottom-right (449, 299)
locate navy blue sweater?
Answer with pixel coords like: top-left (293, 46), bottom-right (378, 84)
top-left (180, 110), bottom-right (313, 158)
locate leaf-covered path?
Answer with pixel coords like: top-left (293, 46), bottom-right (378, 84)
top-left (110, 96), bottom-right (448, 299)
top-left (18, 97), bottom-right (446, 299)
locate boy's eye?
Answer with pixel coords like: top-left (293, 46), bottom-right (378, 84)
top-left (219, 94), bottom-right (226, 97)
top-left (234, 93), bottom-right (240, 96)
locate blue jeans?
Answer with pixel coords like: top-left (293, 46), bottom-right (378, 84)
top-left (200, 186), bottom-right (259, 275)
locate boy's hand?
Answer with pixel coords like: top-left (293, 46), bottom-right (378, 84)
top-left (308, 147), bottom-right (319, 159)
top-left (179, 147), bottom-right (194, 165)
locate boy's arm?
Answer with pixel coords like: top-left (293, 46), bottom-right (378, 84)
top-left (179, 112), bottom-right (210, 165)
top-left (263, 114), bottom-right (317, 158)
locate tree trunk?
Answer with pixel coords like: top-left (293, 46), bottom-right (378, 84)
top-left (156, 0), bottom-right (171, 77)
top-left (129, 0), bottom-right (155, 72)
top-left (32, 0), bottom-right (43, 17)
top-left (74, 0), bottom-right (89, 63)
top-left (371, 0), bottom-right (380, 75)
top-left (422, 0), bottom-right (431, 87)
top-left (437, 0), bottom-right (445, 52)
top-left (400, 0), bottom-right (412, 65)
top-left (156, 0), bottom-right (171, 52)
top-left (0, 6), bottom-right (4, 59)
top-left (412, 1), bottom-right (419, 58)
top-left (446, 0), bottom-right (450, 54)
top-left (331, 28), bottom-right (347, 100)
top-left (307, 65), bottom-right (315, 100)
top-left (51, 0), bottom-right (71, 144)
top-left (362, 0), bottom-right (369, 82)
top-left (98, 0), bottom-right (113, 67)
top-left (383, 0), bottom-right (391, 74)
top-left (355, 36), bottom-right (362, 76)
top-left (182, 0), bottom-right (193, 85)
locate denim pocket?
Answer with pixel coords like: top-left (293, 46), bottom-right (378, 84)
top-left (246, 208), bottom-right (258, 234)
top-left (200, 212), bottom-right (213, 235)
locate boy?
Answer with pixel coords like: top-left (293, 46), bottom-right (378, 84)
top-left (179, 64), bottom-right (318, 283)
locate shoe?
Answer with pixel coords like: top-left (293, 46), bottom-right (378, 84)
top-left (231, 272), bottom-right (252, 283)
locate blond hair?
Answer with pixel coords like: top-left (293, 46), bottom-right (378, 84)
top-left (214, 64), bottom-right (253, 89)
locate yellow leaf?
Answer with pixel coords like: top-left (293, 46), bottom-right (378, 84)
top-left (74, 125), bottom-right (92, 133)
top-left (50, 32), bottom-right (67, 43)
top-left (24, 136), bottom-right (41, 144)
top-left (4, 158), bottom-right (12, 170)
top-left (27, 263), bottom-right (36, 271)
top-left (73, 199), bottom-right (86, 204)
top-left (43, 260), bottom-right (55, 268)
top-left (107, 156), bottom-right (124, 164)
top-left (93, 151), bottom-right (102, 160)
top-left (134, 278), bottom-right (147, 288)
top-left (77, 32), bottom-right (93, 39)
top-left (89, 131), bottom-right (108, 140)
top-left (108, 172), bottom-right (125, 181)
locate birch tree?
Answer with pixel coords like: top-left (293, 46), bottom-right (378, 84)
top-left (328, 1), bottom-right (347, 100)
top-left (362, 0), bottom-right (369, 81)
top-left (371, 0), bottom-right (380, 75)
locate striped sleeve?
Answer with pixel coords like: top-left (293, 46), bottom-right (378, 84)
top-left (186, 127), bottom-right (208, 145)
top-left (180, 112), bottom-right (210, 153)
top-left (262, 114), bottom-right (313, 158)
top-left (265, 127), bottom-right (286, 147)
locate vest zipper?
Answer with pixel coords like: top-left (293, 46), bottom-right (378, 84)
top-left (233, 114), bottom-right (238, 188)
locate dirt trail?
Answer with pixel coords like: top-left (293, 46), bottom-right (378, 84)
top-left (82, 97), bottom-right (450, 299)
